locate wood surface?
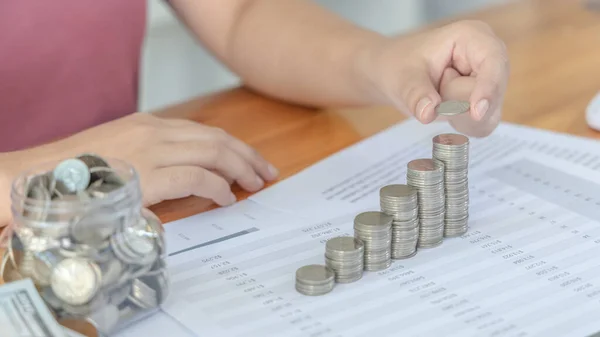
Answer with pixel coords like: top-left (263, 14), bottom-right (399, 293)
top-left (3, 0), bottom-right (600, 336)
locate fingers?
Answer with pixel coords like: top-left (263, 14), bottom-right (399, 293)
top-left (440, 75), bottom-right (499, 137)
top-left (212, 128), bottom-right (279, 182)
top-left (163, 122), bottom-right (279, 182)
top-left (153, 141), bottom-right (264, 192)
top-left (153, 166), bottom-right (236, 206)
top-left (400, 63), bottom-right (442, 124)
top-left (469, 56), bottom-right (509, 121)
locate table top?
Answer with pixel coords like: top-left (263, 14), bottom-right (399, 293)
top-left (149, 0), bottom-right (600, 224)
top-left (3, 0), bottom-right (600, 336)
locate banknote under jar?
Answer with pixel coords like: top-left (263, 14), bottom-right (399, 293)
top-left (3, 154), bottom-right (169, 336)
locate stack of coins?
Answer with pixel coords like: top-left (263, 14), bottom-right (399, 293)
top-left (324, 236), bottom-right (364, 283)
top-left (353, 211), bottom-right (392, 271)
top-left (295, 265), bottom-right (335, 296)
top-left (432, 134), bottom-right (470, 237)
top-left (3, 153), bottom-right (168, 336)
top-left (379, 184), bottom-right (420, 259)
top-left (406, 159), bottom-right (445, 248)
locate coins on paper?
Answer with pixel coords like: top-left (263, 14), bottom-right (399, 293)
top-left (407, 159), bottom-right (445, 248)
top-left (293, 133), bottom-right (471, 296)
top-left (380, 185), bottom-right (419, 259)
top-left (1, 153), bottom-right (168, 336)
top-left (295, 265), bottom-right (335, 296)
top-left (433, 134), bottom-right (470, 237)
top-left (354, 212), bottom-right (392, 271)
top-left (435, 100), bottom-right (470, 116)
top-left (325, 237), bottom-right (364, 283)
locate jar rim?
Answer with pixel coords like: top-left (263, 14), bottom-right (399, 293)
top-left (10, 155), bottom-right (140, 205)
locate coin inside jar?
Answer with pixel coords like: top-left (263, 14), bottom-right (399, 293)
top-left (76, 153), bottom-right (110, 183)
top-left (70, 207), bottom-right (120, 247)
top-left (53, 159), bottom-right (91, 194)
top-left (50, 258), bottom-right (102, 306)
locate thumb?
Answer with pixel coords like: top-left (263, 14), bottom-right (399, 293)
top-left (398, 64), bottom-right (442, 124)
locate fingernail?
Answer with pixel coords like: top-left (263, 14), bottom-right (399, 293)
top-left (416, 97), bottom-right (432, 121)
top-left (475, 99), bottom-right (489, 120)
top-left (255, 176), bottom-right (264, 188)
top-left (228, 192), bottom-right (237, 204)
top-left (267, 164), bottom-right (279, 179)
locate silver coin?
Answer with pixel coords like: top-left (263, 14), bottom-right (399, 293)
top-left (324, 236), bottom-right (364, 283)
top-left (50, 258), bottom-right (102, 305)
top-left (433, 133), bottom-right (469, 147)
top-left (87, 182), bottom-right (122, 199)
top-left (61, 291), bottom-right (108, 317)
top-left (325, 236), bottom-right (364, 255)
top-left (354, 211), bottom-right (393, 230)
top-left (30, 250), bottom-right (62, 287)
top-left (70, 207), bottom-right (120, 246)
top-left (435, 100), bottom-right (470, 116)
top-left (296, 264), bottom-right (335, 285)
top-left (379, 184), bottom-right (417, 199)
top-left (295, 264), bottom-right (336, 295)
top-left (76, 153), bottom-right (110, 183)
top-left (53, 158), bottom-right (91, 193)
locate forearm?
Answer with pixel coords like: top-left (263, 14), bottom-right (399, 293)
top-left (174, 0), bottom-right (392, 108)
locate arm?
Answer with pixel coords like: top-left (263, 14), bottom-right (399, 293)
top-left (168, 0), bottom-right (509, 138)
top-left (168, 0), bottom-right (389, 108)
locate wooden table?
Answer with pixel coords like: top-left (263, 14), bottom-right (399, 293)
top-left (6, 0), bottom-right (600, 336)
top-left (149, 0), bottom-right (600, 225)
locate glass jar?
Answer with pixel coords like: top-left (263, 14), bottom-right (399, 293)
top-left (1, 154), bottom-right (169, 336)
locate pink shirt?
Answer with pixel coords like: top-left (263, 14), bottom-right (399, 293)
top-left (0, 1), bottom-right (146, 152)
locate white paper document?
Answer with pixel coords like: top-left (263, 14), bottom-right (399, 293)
top-left (157, 120), bottom-right (600, 337)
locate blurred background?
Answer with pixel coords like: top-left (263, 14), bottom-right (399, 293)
top-left (139, 0), bottom-right (509, 112)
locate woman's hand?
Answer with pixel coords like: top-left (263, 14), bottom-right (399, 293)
top-left (362, 20), bottom-right (510, 137)
top-left (3, 113), bottom-right (279, 208)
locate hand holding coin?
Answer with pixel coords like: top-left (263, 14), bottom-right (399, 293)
top-left (363, 20), bottom-right (509, 137)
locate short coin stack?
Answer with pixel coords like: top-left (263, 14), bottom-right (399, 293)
top-left (295, 264), bottom-right (335, 296)
top-left (379, 185), bottom-right (419, 259)
top-left (353, 211), bottom-right (393, 271)
top-left (406, 159), bottom-right (445, 248)
top-left (432, 134), bottom-right (470, 237)
top-left (324, 237), bottom-right (364, 283)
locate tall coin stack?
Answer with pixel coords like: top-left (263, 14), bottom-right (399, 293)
top-left (432, 134), bottom-right (470, 237)
top-left (353, 211), bottom-right (393, 271)
top-left (379, 185), bottom-right (419, 259)
top-left (406, 159), bottom-right (445, 248)
top-left (324, 236), bottom-right (364, 283)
